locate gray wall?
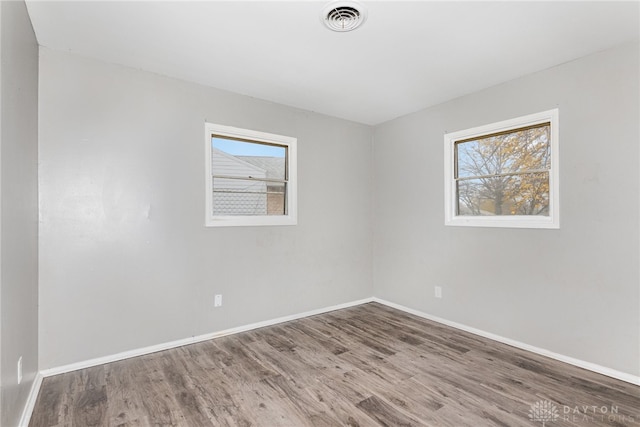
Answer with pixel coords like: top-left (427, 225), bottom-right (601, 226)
top-left (373, 42), bottom-right (640, 376)
top-left (0, 1), bottom-right (39, 425)
top-left (37, 36), bottom-right (639, 379)
top-left (38, 48), bottom-right (373, 370)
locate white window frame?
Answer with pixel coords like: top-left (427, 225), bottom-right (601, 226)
top-left (205, 123), bottom-right (297, 227)
top-left (444, 109), bottom-right (559, 229)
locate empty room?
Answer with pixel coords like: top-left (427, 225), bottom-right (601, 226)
top-left (1, 1), bottom-right (639, 426)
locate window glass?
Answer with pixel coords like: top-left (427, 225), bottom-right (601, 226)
top-left (444, 109), bottom-right (559, 229)
top-left (205, 124), bottom-right (297, 227)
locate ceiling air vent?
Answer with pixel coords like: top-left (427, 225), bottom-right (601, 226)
top-left (321, 1), bottom-right (367, 32)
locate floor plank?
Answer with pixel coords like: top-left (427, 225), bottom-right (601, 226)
top-left (30, 303), bottom-right (640, 426)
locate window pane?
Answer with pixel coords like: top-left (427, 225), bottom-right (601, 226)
top-left (457, 172), bottom-right (549, 216)
top-left (213, 178), bottom-right (286, 216)
top-left (212, 137), bottom-right (286, 181)
top-left (456, 124), bottom-right (550, 179)
top-left (206, 123), bottom-right (297, 227)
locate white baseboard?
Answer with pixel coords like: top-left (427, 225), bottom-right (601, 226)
top-left (18, 372), bottom-right (43, 427)
top-left (26, 295), bottom-right (638, 426)
top-left (39, 297), bottom-right (374, 378)
top-left (372, 297), bottom-right (640, 386)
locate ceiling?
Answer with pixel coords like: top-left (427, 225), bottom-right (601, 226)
top-left (25, 1), bottom-right (639, 126)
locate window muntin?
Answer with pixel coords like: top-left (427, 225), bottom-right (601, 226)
top-left (205, 124), bottom-right (297, 227)
top-left (444, 109), bottom-right (559, 228)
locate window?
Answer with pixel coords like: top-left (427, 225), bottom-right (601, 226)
top-left (205, 123), bottom-right (297, 227)
top-left (444, 109), bottom-right (559, 228)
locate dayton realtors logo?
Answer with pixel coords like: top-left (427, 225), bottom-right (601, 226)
top-left (528, 400), bottom-right (636, 425)
top-left (529, 400), bottom-right (559, 426)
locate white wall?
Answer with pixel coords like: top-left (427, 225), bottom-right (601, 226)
top-left (0, 1), bottom-right (39, 425)
top-left (38, 37), bottom-right (638, 380)
top-left (373, 42), bottom-right (640, 377)
top-left (38, 48), bottom-right (373, 370)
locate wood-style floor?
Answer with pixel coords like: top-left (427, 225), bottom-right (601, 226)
top-left (30, 303), bottom-right (640, 426)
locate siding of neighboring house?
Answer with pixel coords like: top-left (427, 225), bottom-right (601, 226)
top-left (239, 156), bottom-right (286, 215)
top-left (211, 148), bottom-right (267, 215)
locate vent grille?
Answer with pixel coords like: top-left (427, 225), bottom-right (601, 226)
top-left (322, 2), bottom-right (367, 32)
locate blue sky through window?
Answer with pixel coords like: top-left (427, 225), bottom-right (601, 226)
top-left (212, 137), bottom-right (285, 158)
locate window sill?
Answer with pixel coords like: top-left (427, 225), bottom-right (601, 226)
top-left (445, 215), bottom-right (559, 229)
top-left (206, 215), bottom-right (297, 227)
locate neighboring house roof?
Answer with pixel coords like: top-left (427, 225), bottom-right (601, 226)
top-left (212, 148), bottom-right (267, 177)
top-left (238, 156), bottom-right (285, 181)
top-left (213, 190), bottom-right (267, 216)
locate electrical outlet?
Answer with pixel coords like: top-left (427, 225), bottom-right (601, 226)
top-left (435, 286), bottom-right (442, 299)
top-left (214, 294), bottom-right (223, 307)
top-left (17, 356), bottom-right (23, 385)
